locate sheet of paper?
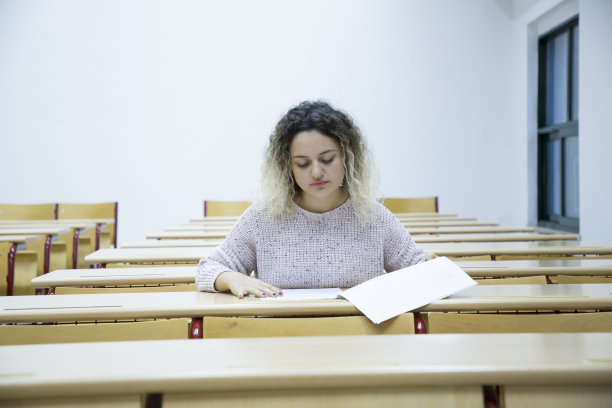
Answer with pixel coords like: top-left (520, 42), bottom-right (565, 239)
top-left (259, 288), bottom-right (343, 301)
top-left (340, 257), bottom-right (477, 324)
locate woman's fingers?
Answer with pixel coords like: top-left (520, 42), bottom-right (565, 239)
top-left (424, 252), bottom-right (438, 261)
top-left (229, 275), bottom-right (282, 298)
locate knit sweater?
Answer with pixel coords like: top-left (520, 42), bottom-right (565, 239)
top-left (195, 199), bottom-right (425, 292)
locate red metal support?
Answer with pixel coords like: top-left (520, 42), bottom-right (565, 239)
top-left (413, 312), bottom-right (427, 334)
top-left (72, 228), bottom-right (80, 269)
top-left (190, 318), bottom-right (203, 338)
top-left (6, 243), bottom-right (17, 296)
top-left (113, 202), bottom-right (118, 248)
top-left (44, 235), bottom-right (52, 274)
top-left (95, 223), bottom-right (102, 251)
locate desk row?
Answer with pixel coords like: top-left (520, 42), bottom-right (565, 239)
top-left (2, 332), bottom-right (611, 407)
top-left (0, 219), bottom-right (115, 296)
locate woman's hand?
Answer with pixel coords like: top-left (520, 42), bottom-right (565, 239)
top-left (214, 271), bottom-right (282, 299)
top-left (424, 252), bottom-right (438, 261)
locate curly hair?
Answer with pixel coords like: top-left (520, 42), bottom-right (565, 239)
top-left (256, 100), bottom-right (379, 222)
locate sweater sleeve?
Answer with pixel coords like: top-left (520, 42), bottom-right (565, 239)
top-left (195, 207), bottom-right (258, 292)
top-left (379, 205), bottom-right (425, 271)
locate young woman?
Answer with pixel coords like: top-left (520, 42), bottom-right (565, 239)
top-left (196, 100), bottom-right (429, 298)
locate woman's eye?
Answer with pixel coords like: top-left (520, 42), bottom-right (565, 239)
top-left (296, 162), bottom-right (309, 168)
top-left (321, 157), bottom-right (334, 164)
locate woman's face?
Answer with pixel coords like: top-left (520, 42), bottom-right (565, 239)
top-left (289, 129), bottom-right (345, 208)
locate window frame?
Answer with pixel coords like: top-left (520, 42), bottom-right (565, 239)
top-left (537, 17), bottom-right (579, 232)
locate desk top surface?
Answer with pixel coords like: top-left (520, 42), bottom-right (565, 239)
top-left (419, 241), bottom-right (612, 255)
top-left (0, 226), bottom-right (71, 236)
top-left (84, 247), bottom-right (216, 264)
top-left (407, 226), bottom-right (535, 234)
top-left (122, 239), bottom-right (224, 248)
top-left (456, 259), bottom-right (612, 269)
top-left (0, 218), bottom-right (113, 225)
top-left (32, 259), bottom-right (612, 288)
top-left (85, 242), bottom-right (612, 263)
top-left (148, 231), bottom-right (229, 239)
top-left (2, 284), bottom-right (611, 323)
top-left (394, 212), bottom-right (458, 217)
top-left (0, 234), bottom-right (41, 244)
top-left (413, 233), bottom-right (578, 243)
top-left (141, 233), bottom-right (579, 245)
top-left (1, 332), bottom-right (611, 399)
top-left (32, 265), bottom-right (198, 287)
top-left (167, 221), bottom-right (501, 231)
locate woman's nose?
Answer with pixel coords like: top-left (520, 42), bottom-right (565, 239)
top-left (311, 162), bottom-right (324, 178)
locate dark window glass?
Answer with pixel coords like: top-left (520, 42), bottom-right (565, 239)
top-left (538, 17), bottom-right (579, 232)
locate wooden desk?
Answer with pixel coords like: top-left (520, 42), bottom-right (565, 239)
top-left (31, 261), bottom-right (612, 292)
top-left (0, 218), bottom-right (112, 250)
top-left (2, 284), bottom-right (611, 323)
top-left (398, 216), bottom-right (478, 222)
top-left (188, 216), bottom-right (239, 223)
top-left (413, 233), bottom-right (578, 243)
top-left (31, 266), bottom-right (198, 289)
top-left (0, 235), bottom-right (40, 296)
top-left (0, 221), bottom-right (92, 269)
top-left (162, 225), bottom-right (236, 233)
top-left (177, 223), bottom-right (233, 230)
top-left (84, 247), bottom-right (216, 267)
top-left (147, 231), bottom-right (229, 240)
top-left (394, 212), bottom-right (458, 218)
top-left (145, 231), bottom-right (560, 242)
top-left (0, 226), bottom-right (69, 274)
top-left (122, 239), bottom-right (224, 248)
top-left (408, 226), bottom-right (535, 234)
top-left (164, 220), bottom-right (501, 232)
top-left (456, 259), bottom-right (612, 277)
top-left (401, 220), bottom-right (499, 227)
top-left (188, 213), bottom-right (463, 222)
top-left (0, 333), bottom-right (610, 407)
top-left (420, 241), bottom-right (612, 260)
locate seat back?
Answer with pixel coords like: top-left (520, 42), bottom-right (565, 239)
top-left (0, 203), bottom-right (56, 220)
top-left (202, 313), bottom-right (415, 338)
top-left (475, 276), bottom-right (548, 285)
top-left (382, 197), bottom-right (438, 213)
top-left (57, 202), bottom-right (118, 247)
top-left (556, 275), bottom-right (612, 284)
top-left (425, 311), bottom-right (612, 334)
top-left (203, 200), bottom-right (251, 216)
top-left (0, 318), bottom-right (191, 345)
top-left (54, 284), bottom-right (197, 294)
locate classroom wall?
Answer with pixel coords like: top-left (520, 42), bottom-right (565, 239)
top-left (0, 0), bottom-right (608, 244)
top-left (578, 0), bottom-right (612, 242)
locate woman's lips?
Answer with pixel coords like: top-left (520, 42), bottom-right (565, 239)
top-left (311, 180), bottom-right (329, 187)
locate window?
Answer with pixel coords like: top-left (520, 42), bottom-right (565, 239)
top-left (537, 17), bottom-right (579, 232)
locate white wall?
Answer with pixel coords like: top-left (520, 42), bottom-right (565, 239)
top-left (0, 0), bottom-right (608, 244)
top-left (579, 0), bottom-right (612, 241)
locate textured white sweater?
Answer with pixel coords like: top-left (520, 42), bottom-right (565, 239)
top-left (195, 199), bottom-right (425, 292)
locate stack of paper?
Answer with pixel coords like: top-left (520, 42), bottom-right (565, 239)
top-left (261, 257), bottom-right (476, 324)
